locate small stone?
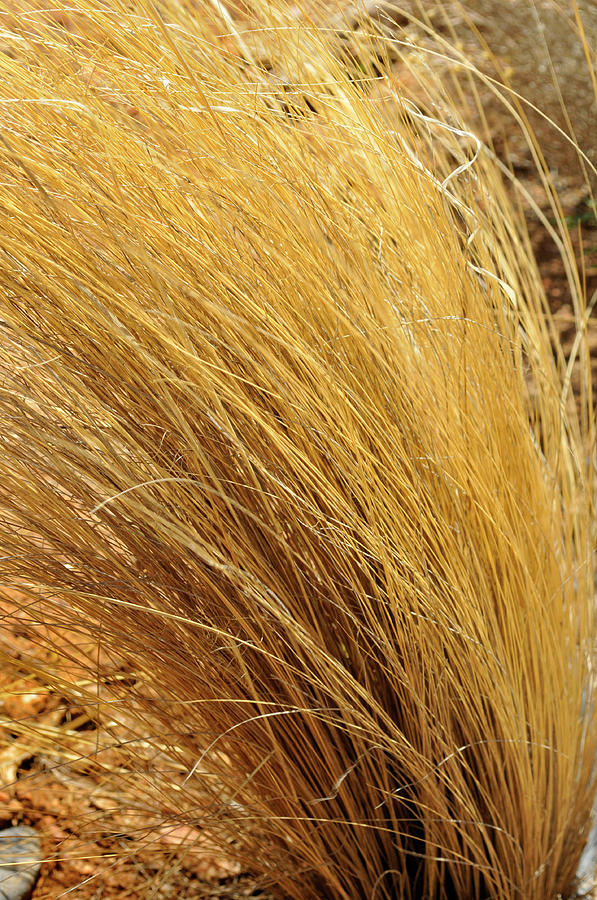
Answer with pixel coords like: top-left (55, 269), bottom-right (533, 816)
top-left (0, 826), bottom-right (42, 900)
top-left (576, 812), bottom-right (597, 897)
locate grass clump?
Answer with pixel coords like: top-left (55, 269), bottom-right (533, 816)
top-left (0, 1), bottom-right (594, 898)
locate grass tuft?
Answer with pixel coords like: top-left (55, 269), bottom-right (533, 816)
top-left (0, 2), bottom-right (595, 898)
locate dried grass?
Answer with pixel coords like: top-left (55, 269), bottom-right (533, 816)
top-left (0, 1), bottom-right (594, 898)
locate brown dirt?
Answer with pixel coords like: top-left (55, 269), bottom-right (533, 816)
top-left (0, 601), bottom-right (244, 899)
